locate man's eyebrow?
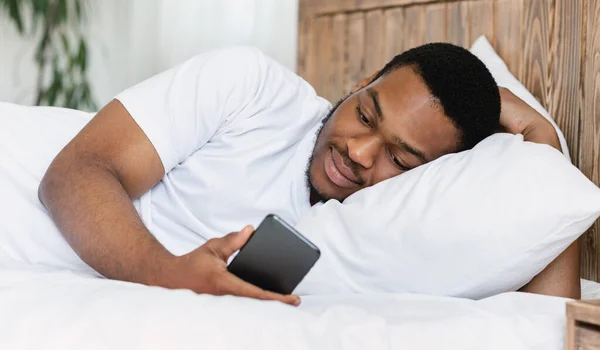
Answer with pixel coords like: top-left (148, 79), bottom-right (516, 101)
top-left (366, 87), bottom-right (428, 163)
top-left (391, 135), bottom-right (428, 163)
top-left (367, 88), bottom-right (384, 121)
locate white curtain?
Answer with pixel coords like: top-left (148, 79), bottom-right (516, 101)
top-left (1, 0), bottom-right (299, 107)
top-left (89, 0), bottom-right (299, 107)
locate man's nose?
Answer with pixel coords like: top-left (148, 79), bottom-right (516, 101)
top-left (347, 135), bottom-right (381, 169)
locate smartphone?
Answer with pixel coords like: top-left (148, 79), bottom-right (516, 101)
top-left (227, 214), bottom-right (321, 295)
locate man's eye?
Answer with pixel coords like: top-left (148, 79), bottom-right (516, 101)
top-left (356, 106), bottom-right (371, 127)
top-left (361, 113), bottom-right (370, 125)
top-left (389, 151), bottom-right (411, 171)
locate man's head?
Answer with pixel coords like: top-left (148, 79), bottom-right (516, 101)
top-left (307, 42), bottom-right (501, 204)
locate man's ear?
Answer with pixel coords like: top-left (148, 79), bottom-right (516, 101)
top-left (351, 70), bottom-right (381, 94)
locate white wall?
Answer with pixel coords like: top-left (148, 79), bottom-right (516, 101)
top-left (0, 0), bottom-right (299, 109)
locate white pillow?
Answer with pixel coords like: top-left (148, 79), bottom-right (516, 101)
top-left (293, 37), bottom-right (600, 299)
top-left (470, 35), bottom-right (571, 161)
top-left (294, 134), bottom-right (600, 299)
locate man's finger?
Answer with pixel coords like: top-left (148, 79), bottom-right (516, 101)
top-left (212, 226), bottom-right (254, 260)
top-left (220, 272), bottom-right (301, 306)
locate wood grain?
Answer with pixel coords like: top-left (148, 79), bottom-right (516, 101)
top-left (424, 3), bottom-right (447, 43)
top-left (330, 13), bottom-right (348, 102)
top-left (446, 1), bottom-right (470, 47)
top-left (469, 1), bottom-right (495, 45)
top-left (313, 16), bottom-right (333, 100)
top-left (566, 316), bottom-right (576, 350)
top-left (495, 0), bottom-right (523, 79)
top-left (297, 17), bottom-right (310, 79)
top-left (365, 10), bottom-right (385, 75)
top-left (312, 0), bottom-right (434, 16)
top-left (575, 325), bottom-right (600, 349)
top-left (568, 300), bottom-right (600, 349)
top-left (581, 0), bottom-right (600, 281)
top-left (346, 12), bottom-right (366, 94)
top-left (298, 0), bottom-right (312, 19)
top-left (404, 5), bottom-right (425, 50)
top-left (569, 300), bottom-right (600, 320)
top-left (303, 17), bottom-right (319, 88)
top-left (383, 7), bottom-right (405, 62)
top-left (521, 0), bottom-right (550, 109)
top-left (548, 0), bottom-right (583, 165)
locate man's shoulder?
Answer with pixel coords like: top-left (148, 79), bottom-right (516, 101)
top-left (180, 45), bottom-right (331, 129)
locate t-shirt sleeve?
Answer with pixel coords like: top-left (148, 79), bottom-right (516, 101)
top-left (115, 46), bottom-right (265, 173)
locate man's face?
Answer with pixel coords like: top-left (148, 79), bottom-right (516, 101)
top-left (308, 66), bottom-right (462, 203)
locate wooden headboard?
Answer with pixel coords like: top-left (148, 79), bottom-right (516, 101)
top-left (297, 0), bottom-right (600, 281)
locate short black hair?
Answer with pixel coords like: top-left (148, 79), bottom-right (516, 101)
top-left (372, 42), bottom-right (501, 150)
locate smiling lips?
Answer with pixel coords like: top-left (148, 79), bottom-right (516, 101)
top-left (324, 146), bottom-right (360, 189)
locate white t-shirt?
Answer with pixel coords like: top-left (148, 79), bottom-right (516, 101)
top-left (115, 46), bottom-right (331, 256)
top-left (0, 46), bottom-right (331, 273)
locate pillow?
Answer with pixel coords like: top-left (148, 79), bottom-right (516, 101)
top-left (294, 134), bottom-right (600, 299)
top-left (293, 37), bottom-right (600, 299)
top-left (470, 35), bottom-right (571, 161)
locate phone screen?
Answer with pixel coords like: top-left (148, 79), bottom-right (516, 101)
top-left (227, 214), bottom-right (320, 295)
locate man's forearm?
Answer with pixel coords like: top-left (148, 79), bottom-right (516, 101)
top-left (39, 160), bottom-right (173, 285)
top-left (522, 118), bottom-right (562, 152)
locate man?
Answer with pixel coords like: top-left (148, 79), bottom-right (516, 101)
top-left (36, 43), bottom-right (578, 306)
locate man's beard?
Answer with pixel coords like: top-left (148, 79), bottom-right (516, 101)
top-left (305, 95), bottom-right (347, 204)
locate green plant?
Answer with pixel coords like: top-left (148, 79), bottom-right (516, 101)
top-left (0, 0), bottom-right (96, 110)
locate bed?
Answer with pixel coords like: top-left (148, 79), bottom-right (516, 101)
top-left (0, 262), bottom-right (598, 350)
top-left (0, 1), bottom-right (599, 350)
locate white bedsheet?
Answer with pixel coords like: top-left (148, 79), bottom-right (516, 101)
top-left (582, 278), bottom-right (600, 300)
top-left (0, 263), bottom-right (584, 350)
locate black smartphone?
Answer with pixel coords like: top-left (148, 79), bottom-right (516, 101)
top-left (227, 214), bottom-right (321, 295)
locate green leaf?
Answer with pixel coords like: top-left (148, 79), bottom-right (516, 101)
top-left (34, 38), bottom-right (46, 65)
top-left (3, 0), bottom-right (96, 110)
top-left (30, 0), bottom-right (48, 34)
top-left (64, 86), bottom-right (76, 109)
top-left (31, 0), bottom-right (47, 17)
top-left (46, 69), bottom-right (63, 106)
top-left (60, 33), bottom-right (70, 54)
top-left (52, 54), bottom-right (59, 72)
top-left (74, 0), bottom-right (82, 20)
top-left (67, 54), bottom-right (75, 73)
top-left (77, 38), bottom-right (87, 71)
top-left (4, 0), bottom-right (24, 33)
top-left (55, 0), bottom-right (68, 25)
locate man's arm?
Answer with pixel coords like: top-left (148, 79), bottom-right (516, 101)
top-left (39, 100), bottom-right (299, 305)
top-left (39, 100), bottom-right (168, 283)
top-left (499, 87), bottom-right (581, 299)
top-left (520, 240), bottom-right (580, 298)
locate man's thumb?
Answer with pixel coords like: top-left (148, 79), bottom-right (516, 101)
top-left (220, 225), bottom-right (254, 258)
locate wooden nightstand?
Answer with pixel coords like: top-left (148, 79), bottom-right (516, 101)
top-left (567, 300), bottom-right (600, 349)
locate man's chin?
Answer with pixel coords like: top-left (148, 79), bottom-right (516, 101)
top-left (309, 178), bottom-right (354, 203)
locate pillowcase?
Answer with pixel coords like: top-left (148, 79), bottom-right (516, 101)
top-left (293, 37), bottom-right (600, 299)
top-left (294, 134), bottom-right (600, 299)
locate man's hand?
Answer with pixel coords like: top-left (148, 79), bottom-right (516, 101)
top-left (163, 226), bottom-right (301, 306)
top-left (498, 87), bottom-right (562, 152)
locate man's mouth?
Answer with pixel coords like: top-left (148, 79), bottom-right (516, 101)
top-left (324, 146), bottom-right (360, 189)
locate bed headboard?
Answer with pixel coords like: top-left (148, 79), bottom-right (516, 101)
top-left (297, 0), bottom-right (600, 281)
